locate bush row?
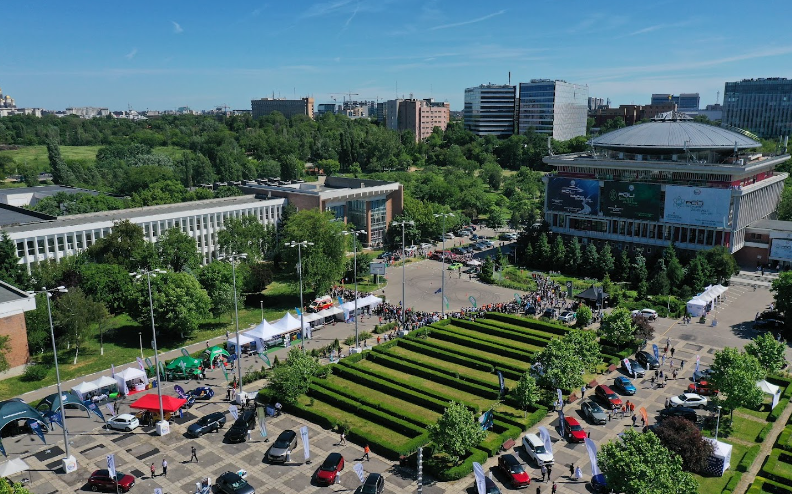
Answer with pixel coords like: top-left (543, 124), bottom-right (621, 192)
top-left (367, 350), bottom-right (500, 400)
top-left (398, 337), bottom-right (518, 380)
top-left (770, 398), bottom-right (790, 423)
top-left (332, 362), bottom-right (449, 414)
top-left (429, 448), bottom-right (489, 482)
top-left (723, 472), bottom-right (742, 493)
top-left (473, 318), bottom-right (557, 343)
top-left (739, 445), bottom-right (762, 472)
top-left (444, 322), bottom-right (542, 355)
top-left (478, 420), bottom-right (523, 456)
top-left (761, 448), bottom-right (792, 485)
top-left (430, 327), bottom-right (534, 363)
top-left (778, 425), bottom-right (792, 453)
top-left (759, 423), bottom-right (775, 442)
top-left (484, 313), bottom-right (571, 336)
top-left (403, 334), bottom-right (527, 376)
top-left (373, 322), bottom-right (399, 334)
top-left (452, 319), bottom-right (551, 349)
top-left (746, 477), bottom-right (792, 494)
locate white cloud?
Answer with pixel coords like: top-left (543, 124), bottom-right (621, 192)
top-left (302, 0), bottom-right (354, 18)
top-left (172, 21), bottom-right (183, 34)
top-left (430, 10), bottom-right (506, 31)
top-left (125, 48), bottom-right (138, 60)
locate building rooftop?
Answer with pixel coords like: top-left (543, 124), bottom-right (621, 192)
top-left (0, 204), bottom-right (54, 227)
top-left (747, 219), bottom-right (792, 233)
top-left (0, 185), bottom-right (102, 207)
top-left (0, 280), bottom-right (31, 306)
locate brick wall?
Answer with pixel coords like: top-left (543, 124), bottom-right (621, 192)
top-left (0, 313), bottom-right (30, 369)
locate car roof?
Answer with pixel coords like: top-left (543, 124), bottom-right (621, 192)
top-left (278, 429), bottom-right (297, 439)
top-left (324, 452), bottom-right (343, 464)
top-left (113, 414), bottom-right (135, 420)
top-left (615, 376), bottom-right (630, 382)
top-left (597, 384), bottom-right (614, 392)
top-left (219, 471), bottom-right (241, 481)
top-left (564, 416), bottom-right (581, 425)
top-left (500, 453), bottom-right (519, 466)
top-left (364, 473), bottom-right (382, 483)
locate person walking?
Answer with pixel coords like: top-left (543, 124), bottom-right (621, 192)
top-left (536, 487), bottom-right (541, 494)
top-left (629, 403), bottom-right (635, 416)
top-left (581, 385), bottom-right (586, 398)
top-left (671, 347), bottom-right (676, 358)
top-left (161, 458), bottom-right (168, 477)
top-left (189, 446), bottom-right (198, 463)
top-left (339, 431), bottom-right (346, 446)
top-left (631, 414), bottom-right (637, 427)
top-left (569, 464), bottom-right (575, 479)
top-left (364, 444), bottom-right (370, 461)
top-left (552, 482), bottom-right (557, 494)
top-left (540, 465), bottom-right (547, 482)
top-left (150, 463), bottom-right (156, 478)
top-left (575, 466), bottom-right (583, 481)
top-left (546, 465), bottom-right (552, 482)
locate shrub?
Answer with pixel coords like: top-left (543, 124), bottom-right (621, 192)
top-left (485, 313), bottom-right (570, 336)
top-left (242, 366), bottom-right (267, 385)
top-left (431, 327), bottom-right (534, 362)
top-left (724, 472), bottom-right (742, 492)
top-left (427, 448), bottom-right (489, 481)
top-left (402, 335), bottom-right (526, 376)
top-left (373, 322), bottom-right (398, 334)
top-left (344, 331), bottom-right (372, 346)
top-left (759, 423), bottom-right (774, 442)
top-left (770, 399), bottom-right (790, 422)
top-left (761, 448), bottom-right (792, 485)
top-left (21, 364), bottom-right (48, 382)
top-left (453, 319), bottom-right (552, 347)
top-left (777, 425), bottom-right (792, 453)
top-left (739, 445), bottom-right (761, 472)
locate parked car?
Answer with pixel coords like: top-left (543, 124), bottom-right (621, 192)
top-left (473, 242), bottom-right (486, 251)
top-left (448, 263), bottom-right (463, 270)
top-left (635, 351), bottom-right (660, 370)
top-left (563, 416), bottom-right (587, 443)
top-left (87, 469), bottom-right (136, 492)
top-left (483, 477), bottom-right (502, 494)
top-left (595, 385), bottom-right (623, 410)
top-left (215, 471), bottom-right (255, 494)
top-left (266, 429), bottom-right (298, 463)
top-left (470, 234), bottom-right (480, 241)
top-left (189, 386), bottom-right (214, 400)
top-left (670, 393), bottom-right (708, 409)
top-left (524, 306), bottom-right (537, 316)
top-left (693, 368), bottom-right (714, 382)
top-left (631, 308), bottom-right (658, 320)
top-left (558, 311), bottom-right (576, 324)
top-left (404, 245), bottom-right (418, 253)
top-left (483, 240), bottom-right (495, 248)
top-left (419, 242), bottom-right (433, 250)
top-left (658, 407), bottom-right (698, 423)
top-left (590, 473), bottom-right (609, 493)
top-left (613, 376), bottom-right (637, 395)
top-left (497, 453), bottom-right (530, 488)
top-left (522, 433), bottom-right (554, 466)
top-left (581, 400), bottom-right (607, 425)
top-left (687, 381), bottom-right (719, 396)
top-left (444, 232), bottom-right (455, 240)
top-left (542, 308), bottom-right (556, 319)
top-left (458, 230), bottom-right (472, 237)
top-left (106, 414), bottom-right (139, 432)
top-left (187, 411), bottom-right (226, 437)
top-left (622, 359), bottom-right (646, 377)
top-left (463, 267), bottom-right (479, 274)
top-left (224, 409), bottom-right (256, 443)
top-left (315, 453), bottom-right (345, 485)
top-left (361, 473), bottom-right (385, 494)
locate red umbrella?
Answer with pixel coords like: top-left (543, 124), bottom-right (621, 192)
top-left (129, 394), bottom-right (187, 413)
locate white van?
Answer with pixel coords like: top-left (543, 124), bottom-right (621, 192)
top-left (522, 433), bottom-right (554, 466)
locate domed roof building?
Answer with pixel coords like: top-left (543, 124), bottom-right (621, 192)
top-left (541, 112), bottom-right (790, 267)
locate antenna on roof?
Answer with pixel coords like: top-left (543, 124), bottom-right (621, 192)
top-left (508, 71), bottom-right (511, 85)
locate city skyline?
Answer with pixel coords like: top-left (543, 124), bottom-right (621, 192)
top-left (2, 0), bottom-right (792, 111)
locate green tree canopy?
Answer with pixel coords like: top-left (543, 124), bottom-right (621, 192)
top-left (129, 271), bottom-right (211, 340)
top-left (427, 402), bottom-right (487, 463)
top-left (512, 372), bottom-right (540, 417)
top-left (565, 329), bottom-right (601, 372)
top-left (267, 347), bottom-right (319, 405)
top-left (217, 215), bottom-right (276, 262)
top-left (598, 307), bottom-right (635, 346)
top-left (535, 337), bottom-right (585, 391)
top-left (52, 287), bottom-right (108, 348)
top-left (745, 332), bottom-right (786, 374)
top-left (0, 232), bottom-right (28, 288)
top-left (281, 209), bottom-right (347, 296)
top-left (86, 220), bottom-right (155, 271)
top-left (156, 228), bottom-right (200, 272)
top-left (710, 347), bottom-right (766, 415)
top-left (771, 271), bottom-right (792, 314)
top-left (196, 261), bottom-right (236, 317)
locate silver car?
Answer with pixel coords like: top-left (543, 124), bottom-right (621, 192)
top-left (581, 400), bottom-right (608, 425)
top-left (265, 429), bottom-right (298, 463)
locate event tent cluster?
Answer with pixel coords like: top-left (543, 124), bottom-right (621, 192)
top-left (686, 284), bottom-right (728, 317)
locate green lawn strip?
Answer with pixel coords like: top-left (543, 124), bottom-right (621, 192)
top-left (450, 318), bottom-right (553, 348)
top-left (427, 327), bottom-right (534, 363)
top-left (484, 313), bottom-right (571, 336)
top-left (694, 442), bottom-right (748, 494)
top-left (356, 360), bottom-right (494, 411)
top-left (747, 477), bottom-right (792, 494)
top-left (396, 337), bottom-right (516, 378)
top-left (384, 346), bottom-right (506, 388)
top-left (443, 324), bottom-right (542, 354)
top-left (736, 406), bottom-right (773, 422)
top-left (410, 336), bottom-right (530, 374)
top-left (0, 145), bottom-right (102, 169)
top-left (730, 414), bottom-right (768, 444)
top-left (472, 318), bottom-right (559, 342)
top-left (321, 375), bottom-right (440, 424)
top-left (761, 448), bottom-right (792, 484)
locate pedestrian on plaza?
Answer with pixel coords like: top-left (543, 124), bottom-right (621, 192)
top-left (673, 369), bottom-right (678, 380)
top-left (681, 359), bottom-right (685, 369)
top-left (190, 446), bottom-right (198, 463)
top-left (541, 465), bottom-right (547, 482)
top-left (376, 336), bottom-right (381, 345)
top-left (608, 409), bottom-right (612, 421)
top-left (247, 429), bottom-right (252, 442)
top-left (364, 444), bottom-right (370, 461)
top-left (162, 458), bottom-right (168, 477)
top-left (552, 482), bottom-right (557, 494)
top-left (205, 341), bottom-right (210, 349)
top-left (671, 347), bottom-right (676, 357)
top-left (661, 355), bottom-right (666, 366)
top-left (641, 416), bottom-right (646, 428)
top-left (621, 404), bottom-right (627, 417)
top-left (569, 464), bottom-right (575, 479)
top-left (667, 337), bottom-right (671, 348)
top-left (665, 397), bottom-right (670, 408)
top-left (575, 466), bottom-right (583, 481)
top-left (630, 403), bottom-right (635, 415)
top-left (581, 385), bottom-right (586, 398)
top-left (340, 431), bottom-right (346, 446)
top-left (632, 415), bottom-right (637, 427)
top-left (659, 369), bottom-right (664, 379)
top-left (654, 369), bottom-right (659, 379)
top-left (664, 375), bottom-right (668, 384)
top-left (670, 359), bottom-right (674, 369)
top-left (150, 463), bottom-right (156, 478)
top-left (546, 465), bottom-right (552, 482)
top-left (536, 487), bottom-right (541, 494)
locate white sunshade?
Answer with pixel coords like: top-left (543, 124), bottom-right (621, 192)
top-left (71, 381), bottom-right (99, 400)
top-left (318, 306), bottom-right (343, 317)
top-left (0, 457), bottom-right (30, 477)
top-left (245, 319), bottom-right (279, 340)
top-left (466, 259), bottom-right (482, 266)
top-left (301, 312), bottom-right (323, 323)
top-left (363, 295), bottom-right (383, 306)
top-left (91, 375), bottom-right (117, 389)
top-left (227, 333), bottom-right (255, 349)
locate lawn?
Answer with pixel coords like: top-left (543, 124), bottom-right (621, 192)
top-left (386, 346), bottom-right (507, 388)
top-left (695, 442), bottom-right (747, 494)
top-left (322, 375), bottom-right (440, 422)
top-left (0, 145), bottom-right (186, 172)
top-left (444, 323), bottom-right (542, 353)
top-left (420, 337), bottom-right (531, 370)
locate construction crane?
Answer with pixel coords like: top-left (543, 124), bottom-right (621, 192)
top-left (329, 92), bottom-right (360, 106)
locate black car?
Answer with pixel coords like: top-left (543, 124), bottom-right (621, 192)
top-left (524, 306), bottom-right (537, 316)
top-left (542, 308), bottom-right (556, 319)
top-left (224, 409), bottom-right (256, 443)
top-left (187, 411), bottom-right (226, 437)
top-left (658, 407), bottom-right (698, 423)
top-left (215, 471), bottom-right (255, 494)
top-left (693, 368), bottom-right (714, 383)
top-left (361, 473), bottom-right (385, 494)
top-left (635, 351), bottom-right (660, 370)
top-left (591, 473), bottom-right (608, 493)
top-left (265, 429), bottom-right (298, 463)
top-left (755, 318), bottom-right (784, 330)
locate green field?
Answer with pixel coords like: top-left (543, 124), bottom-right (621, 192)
top-left (0, 145), bottom-right (186, 171)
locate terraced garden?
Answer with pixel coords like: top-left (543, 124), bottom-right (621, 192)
top-left (745, 375), bottom-right (792, 494)
top-left (288, 314), bottom-right (572, 480)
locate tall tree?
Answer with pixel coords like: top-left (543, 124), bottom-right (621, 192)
top-left (648, 259), bottom-right (670, 296)
top-left (598, 243), bottom-right (615, 279)
top-left (582, 243), bottom-right (599, 275)
top-left (564, 237), bottom-right (582, 275)
top-left (267, 347), bottom-right (319, 405)
top-left (128, 271), bottom-right (211, 339)
top-left (654, 417), bottom-right (714, 474)
top-left (156, 228), bottom-right (201, 272)
top-left (86, 220), bottom-right (155, 271)
top-left (512, 373), bottom-right (540, 417)
top-left (52, 287), bottom-right (108, 348)
top-left (550, 236), bottom-right (566, 272)
top-left (598, 307), bottom-right (635, 346)
top-left (46, 130), bottom-right (76, 185)
top-left (684, 256), bottom-right (709, 293)
top-left (771, 271), bottom-right (792, 314)
top-left (710, 347), bottom-right (766, 416)
top-left (745, 332), bottom-right (787, 374)
top-left (535, 233), bottom-right (550, 268)
top-left (427, 402), bottom-right (487, 463)
top-left (535, 338), bottom-right (585, 391)
top-left (614, 248), bottom-right (631, 282)
top-left (196, 261), bottom-right (236, 317)
top-left (281, 209), bottom-right (347, 296)
top-left (565, 329), bottom-right (602, 372)
top-left (0, 232), bottom-right (28, 288)
top-left (704, 246), bottom-right (738, 285)
top-left (217, 215), bottom-right (276, 262)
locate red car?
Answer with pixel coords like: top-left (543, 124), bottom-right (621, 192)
top-left (497, 453), bottom-right (530, 488)
top-left (88, 469), bottom-right (135, 492)
top-left (595, 385), bottom-right (623, 410)
top-left (564, 416), bottom-right (587, 443)
top-left (315, 453), bottom-right (345, 485)
top-left (688, 381), bottom-right (719, 396)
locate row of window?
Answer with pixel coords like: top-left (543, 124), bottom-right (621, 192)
top-left (557, 214), bottom-right (725, 247)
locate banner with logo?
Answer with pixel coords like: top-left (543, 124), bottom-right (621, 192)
top-left (50, 411), bottom-right (64, 430)
top-left (584, 437), bottom-right (602, 476)
top-left (353, 462), bottom-right (365, 483)
top-left (259, 416), bottom-right (268, 439)
top-left (556, 388), bottom-right (564, 408)
top-left (86, 402), bottom-right (106, 422)
top-left (180, 347), bottom-right (191, 359)
top-left (443, 296), bottom-right (449, 309)
top-left (258, 351), bottom-right (271, 367)
top-left (478, 410), bottom-right (493, 430)
top-left (473, 462), bottom-right (487, 494)
top-left (558, 409), bottom-right (566, 437)
top-left (653, 344), bottom-right (660, 361)
top-left (538, 426), bottom-right (553, 455)
top-left (221, 365), bottom-right (229, 381)
top-left (111, 364), bottom-right (115, 378)
top-left (27, 419), bottom-right (46, 444)
top-left (695, 354), bottom-right (700, 374)
top-left (639, 406), bottom-right (648, 426)
top-left (229, 405), bottom-right (239, 420)
top-left (663, 185), bottom-right (731, 228)
top-left (770, 239), bottom-right (792, 261)
top-left (469, 296), bottom-right (477, 308)
top-left (547, 177), bottom-right (600, 215)
top-left (300, 426), bottom-right (310, 461)
top-left (107, 454), bottom-right (116, 479)
top-left (601, 182), bottom-right (662, 220)
top-left (136, 357), bottom-right (146, 372)
top-left (105, 403), bottom-right (115, 417)
top-left (497, 371), bottom-right (505, 398)
top-left (623, 358), bottom-right (632, 376)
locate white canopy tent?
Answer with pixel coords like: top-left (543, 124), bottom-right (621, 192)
top-left (226, 333), bottom-right (255, 350)
top-left (704, 438), bottom-right (732, 476)
top-left (91, 375), bottom-right (118, 393)
top-left (686, 298), bottom-right (708, 317)
top-left (71, 381), bottom-right (99, 401)
top-left (0, 457), bottom-right (30, 478)
top-left (271, 312), bottom-right (307, 333)
top-left (300, 312), bottom-right (323, 324)
top-left (245, 319), bottom-right (280, 340)
top-left (757, 379), bottom-right (783, 409)
top-left (362, 295), bottom-right (383, 307)
top-left (114, 367), bottom-right (148, 395)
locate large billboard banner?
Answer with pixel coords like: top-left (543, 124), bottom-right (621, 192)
top-left (547, 177), bottom-right (599, 215)
top-left (663, 186), bottom-right (731, 228)
top-left (770, 239), bottom-right (792, 261)
top-left (601, 182), bottom-right (662, 220)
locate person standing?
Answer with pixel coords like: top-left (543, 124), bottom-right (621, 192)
top-left (190, 446), bottom-right (198, 463)
top-left (671, 347), bottom-right (676, 357)
top-left (540, 464), bottom-right (547, 482)
top-left (546, 465), bottom-right (552, 482)
top-left (364, 444), bottom-right (370, 461)
top-left (150, 463), bottom-right (156, 478)
top-left (339, 431), bottom-right (346, 446)
top-left (569, 464), bottom-right (575, 479)
top-left (575, 466), bottom-right (583, 481)
top-left (552, 482), bottom-right (557, 494)
top-left (161, 458), bottom-right (168, 477)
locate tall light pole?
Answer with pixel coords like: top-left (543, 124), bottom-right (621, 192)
top-left (396, 220), bottom-right (415, 329)
top-left (130, 268), bottom-right (168, 436)
top-left (286, 241), bottom-right (313, 353)
top-left (715, 405), bottom-right (722, 440)
top-left (138, 332), bottom-right (143, 359)
top-left (220, 253), bottom-right (247, 400)
top-left (31, 286), bottom-right (75, 471)
top-left (434, 213), bottom-right (454, 318)
top-left (341, 230), bottom-right (365, 350)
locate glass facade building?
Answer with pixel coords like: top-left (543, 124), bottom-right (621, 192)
top-left (518, 80), bottom-right (588, 141)
top-left (722, 78), bottom-right (792, 139)
top-left (463, 84), bottom-right (516, 137)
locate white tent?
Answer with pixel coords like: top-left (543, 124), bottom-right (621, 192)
top-left (71, 381), bottom-right (99, 401)
top-left (226, 333), bottom-right (255, 350)
top-left (757, 379), bottom-right (783, 409)
top-left (341, 300), bottom-right (359, 311)
top-left (686, 298), bottom-right (708, 317)
top-left (114, 367), bottom-right (148, 396)
top-left (704, 438), bottom-right (732, 476)
top-left (362, 295), bottom-right (383, 307)
top-left (0, 457), bottom-right (30, 477)
top-left (90, 375), bottom-right (118, 393)
top-left (245, 319), bottom-right (280, 340)
top-left (273, 312), bottom-right (307, 331)
top-left (301, 312), bottom-right (323, 324)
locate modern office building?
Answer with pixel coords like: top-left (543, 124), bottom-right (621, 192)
top-left (240, 176), bottom-right (403, 247)
top-left (542, 112), bottom-right (790, 261)
top-left (588, 97), bottom-right (606, 111)
top-left (251, 97), bottom-right (315, 120)
top-left (590, 103), bottom-right (676, 128)
top-left (316, 103), bottom-right (337, 116)
top-left (650, 93), bottom-right (700, 111)
top-left (380, 98), bottom-right (450, 141)
top-left (0, 281), bottom-right (35, 375)
top-left (722, 78), bottom-right (792, 138)
top-left (518, 80), bottom-right (588, 140)
top-left (463, 84), bottom-right (516, 137)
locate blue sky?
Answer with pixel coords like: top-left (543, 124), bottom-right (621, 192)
top-left (2, 0), bottom-right (792, 112)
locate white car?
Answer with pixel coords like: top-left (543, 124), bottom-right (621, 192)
top-left (419, 243), bottom-right (433, 250)
top-left (107, 414), bottom-right (140, 432)
top-left (558, 311), bottom-right (576, 324)
top-left (631, 308), bottom-right (658, 320)
top-left (444, 233), bottom-right (455, 240)
top-left (522, 433), bottom-right (554, 466)
top-left (404, 245), bottom-right (418, 253)
top-left (669, 393), bottom-right (708, 409)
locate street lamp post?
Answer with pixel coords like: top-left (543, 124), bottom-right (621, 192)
top-left (286, 241), bottom-right (313, 353)
top-left (342, 230), bottom-right (365, 350)
top-left (33, 286), bottom-right (76, 472)
top-left (221, 253), bottom-right (247, 402)
top-left (397, 220), bottom-right (415, 329)
top-left (715, 405), bottom-right (723, 440)
top-left (138, 332), bottom-right (143, 359)
top-left (433, 213), bottom-right (454, 318)
top-left (131, 268), bottom-right (168, 436)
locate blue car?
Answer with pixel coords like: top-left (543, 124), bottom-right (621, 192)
top-left (591, 473), bottom-right (608, 493)
top-left (614, 376), bottom-right (636, 395)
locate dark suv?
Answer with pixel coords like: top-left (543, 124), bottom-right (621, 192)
top-left (187, 411), bottom-right (226, 437)
top-left (224, 408), bottom-right (257, 443)
top-left (635, 351), bottom-right (660, 370)
top-left (658, 407), bottom-right (698, 423)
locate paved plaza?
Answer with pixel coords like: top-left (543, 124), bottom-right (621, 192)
top-left (6, 261), bottom-right (790, 493)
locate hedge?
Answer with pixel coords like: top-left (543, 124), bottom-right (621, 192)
top-left (373, 322), bottom-right (398, 334)
top-left (367, 350), bottom-right (500, 400)
top-left (473, 318), bottom-right (557, 342)
top-left (761, 448), bottom-right (792, 485)
top-left (430, 327), bottom-right (534, 362)
top-left (444, 322), bottom-right (543, 355)
top-left (428, 448), bottom-right (489, 482)
top-left (451, 319), bottom-right (551, 348)
top-left (739, 445), bottom-right (762, 472)
top-left (372, 345), bottom-right (500, 390)
top-left (724, 472), bottom-right (742, 493)
top-left (759, 423), bottom-right (775, 442)
top-left (399, 337), bottom-right (505, 376)
top-left (478, 420), bottom-right (522, 456)
top-left (747, 476), bottom-right (792, 494)
top-left (777, 425), bottom-right (792, 453)
top-left (402, 334), bottom-right (527, 376)
top-left (770, 398), bottom-right (790, 422)
top-left (484, 313), bottom-right (571, 336)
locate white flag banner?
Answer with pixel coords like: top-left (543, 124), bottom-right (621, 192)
top-left (556, 388), bottom-right (563, 407)
top-left (538, 426), bottom-right (553, 455)
top-left (106, 454), bottom-right (116, 479)
top-left (623, 358), bottom-right (632, 376)
top-left (584, 437), bottom-right (602, 476)
top-left (695, 354), bottom-right (700, 374)
top-left (105, 403), bottom-right (115, 416)
top-left (229, 405), bottom-right (239, 420)
top-left (300, 426), bottom-right (310, 461)
top-left (154, 489), bottom-right (163, 494)
top-left (259, 418), bottom-right (268, 438)
top-left (473, 461), bottom-right (486, 494)
top-left (353, 463), bottom-right (365, 482)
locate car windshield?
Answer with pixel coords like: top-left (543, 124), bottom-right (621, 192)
top-left (677, 394), bottom-right (689, 401)
top-left (361, 485), bottom-right (378, 494)
top-left (588, 403), bottom-right (603, 413)
top-left (274, 438), bottom-right (291, 448)
top-left (230, 478), bottom-right (248, 489)
top-left (534, 444), bottom-right (546, 454)
top-left (198, 417), bottom-right (211, 425)
top-left (510, 464), bottom-right (524, 474)
top-left (570, 424), bottom-right (584, 431)
top-left (321, 457), bottom-right (339, 471)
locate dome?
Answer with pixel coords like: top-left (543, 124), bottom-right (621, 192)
top-left (592, 118), bottom-right (760, 154)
